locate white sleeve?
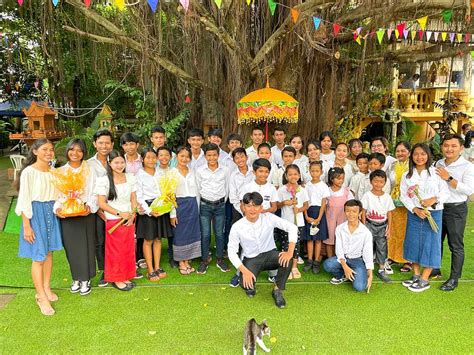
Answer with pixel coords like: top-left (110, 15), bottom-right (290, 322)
top-left (360, 193), bottom-right (369, 210)
top-left (362, 228), bottom-right (374, 270)
top-left (270, 186), bottom-right (278, 203)
top-left (128, 174), bottom-right (137, 193)
top-left (228, 173), bottom-right (239, 205)
top-left (399, 173), bottom-right (415, 212)
top-left (136, 175), bottom-right (151, 216)
top-left (85, 168), bottom-right (99, 213)
top-left (437, 175), bottom-right (450, 206)
top-left (228, 224), bottom-right (242, 269)
top-left (94, 176), bottom-right (110, 197)
top-left (335, 225), bottom-right (345, 263)
top-left (383, 179), bottom-right (391, 194)
top-left (301, 188), bottom-right (309, 203)
top-left (387, 195), bottom-right (396, 211)
top-left (15, 168), bottom-right (33, 218)
top-left (455, 163), bottom-right (474, 197)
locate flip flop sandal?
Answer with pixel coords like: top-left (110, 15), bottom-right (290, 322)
top-left (147, 271), bottom-right (160, 282)
top-left (291, 268), bottom-right (302, 279)
top-left (186, 266), bottom-right (195, 273)
top-left (400, 264), bottom-right (412, 273)
top-left (156, 268), bottom-right (167, 279)
top-left (179, 267), bottom-right (190, 275)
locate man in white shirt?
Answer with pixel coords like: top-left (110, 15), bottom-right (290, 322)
top-left (228, 192), bottom-right (297, 308)
top-left (246, 127), bottom-right (264, 166)
top-left (434, 134), bottom-right (474, 291)
top-left (188, 128), bottom-right (206, 170)
top-left (228, 148), bottom-right (254, 222)
top-left (271, 126), bottom-right (287, 167)
top-left (87, 129), bottom-right (114, 287)
top-left (323, 199), bottom-right (374, 292)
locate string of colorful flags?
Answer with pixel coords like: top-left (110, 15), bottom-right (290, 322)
top-left (12, 0), bottom-right (474, 47)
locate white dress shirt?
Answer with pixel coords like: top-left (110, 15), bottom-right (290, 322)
top-left (196, 164), bottom-right (229, 201)
top-left (136, 168), bottom-right (161, 216)
top-left (87, 153), bottom-right (107, 178)
top-left (321, 151), bottom-right (335, 163)
top-left (435, 156), bottom-right (474, 203)
top-left (335, 221), bottom-right (374, 270)
top-left (94, 174), bottom-right (137, 220)
top-left (189, 149), bottom-right (206, 171)
top-left (383, 155), bottom-right (397, 172)
top-left (349, 171), bottom-right (368, 200)
top-left (271, 144), bottom-right (286, 167)
top-left (306, 180), bottom-right (330, 206)
top-left (229, 168), bottom-right (254, 211)
top-left (399, 167), bottom-right (449, 212)
top-left (324, 160), bottom-right (354, 188)
top-left (358, 172), bottom-right (391, 200)
top-left (246, 145), bottom-right (259, 166)
top-left (228, 213), bottom-right (298, 269)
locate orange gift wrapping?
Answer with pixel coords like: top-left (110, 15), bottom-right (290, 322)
top-left (51, 164), bottom-right (88, 217)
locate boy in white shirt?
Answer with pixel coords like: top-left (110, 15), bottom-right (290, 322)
top-left (357, 153), bottom-right (391, 199)
top-left (257, 142), bottom-right (278, 177)
top-left (323, 199), bottom-right (374, 292)
top-left (271, 126), bottom-right (287, 167)
top-left (222, 133), bottom-right (243, 171)
top-left (349, 153), bottom-right (369, 200)
top-left (228, 148), bottom-right (254, 223)
top-left (246, 127), bottom-right (265, 165)
top-left (188, 128), bottom-right (206, 171)
top-left (196, 143), bottom-right (230, 275)
top-left (361, 170), bottom-right (395, 283)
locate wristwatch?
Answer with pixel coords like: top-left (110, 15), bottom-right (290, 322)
top-left (116, 211), bottom-right (120, 216)
top-left (447, 176), bottom-right (454, 182)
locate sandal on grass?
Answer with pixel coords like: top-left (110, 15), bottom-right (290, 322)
top-left (186, 266), bottom-right (195, 273)
top-left (35, 295), bottom-right (55, 316)
top-left (146, 271), bottom-right (160, 282)
top-left (291, 268), bottom-right (301, 279)
top-left (179, 267), bottom-right (190, 275)
top-left (156, 268), bottom-right (167, 279)
top-left (400, 263), bottom-right (412, 273)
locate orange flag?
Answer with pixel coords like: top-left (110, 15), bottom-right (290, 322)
top-left (291, 8), bottom-right (299, 24)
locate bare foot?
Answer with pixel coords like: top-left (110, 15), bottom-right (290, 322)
top-left (35, 295), bottom-right (55, 316)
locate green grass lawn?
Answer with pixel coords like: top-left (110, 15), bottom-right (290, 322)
top-left (1, 204), bottom-right (473, 353)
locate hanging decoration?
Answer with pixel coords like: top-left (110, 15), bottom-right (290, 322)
top-left (410, 30), bottom-right (416, 41)
top-left (268, 0), bottom-right (276, 16)
top-left (246, 0), bottom-right (251, 5)
top-left (333, 23), bottom-right (341, 36)
top-left (387, 29), bottom-right (393, 39)
top-left (449, 32), bottom-right (455, 42)
top-left (426, 31), bottom-right (432, 41)
top-left (18, 0), bottom-right (23, 6)
top-left (214, 0), bottom-right (222, 9)
top-left (396, 23), bottom-right (406, 38)
top-left (376, 29), bottom-right (384, 44)
top-left (180, 0), bottom-right (189, 12)
top-left (52, 0), bottom-right (59, 6)
top-left (84, 0), bottom-right (91, 7)
top-left (114, 0), bottom-right (125, 11)
top-left (434, 32), bottom-right (439, 41)
top-left (417, 16), bottom-right (428, 31)
top-left (313, 17), bottom-right (321, 30)
top-left (442, 9), bottom-right (453, 23)
top-left (147, 0), bottom-right (158, 12)
top-left (418, 30), bottom-right (424, 40)
top-left (291, 8), bottom-right (299, 24)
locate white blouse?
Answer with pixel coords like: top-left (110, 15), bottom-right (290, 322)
top-left (399, 167), bottom-right (449, 212)
top-left (324, 160), bottom-right (354, 188)
top-left (136, 169), bottom-right (161, 216)
top-left (175, 168), bottom-right (198, 198)
top-left (15, 166), bottom-right (58, 219)
top-left (53, 162), bottom-right (98, 214)
top-left (94, 174), bottom-right (137, 220)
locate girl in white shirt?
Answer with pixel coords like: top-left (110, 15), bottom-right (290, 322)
top-left (170, 146), bottom-right (201, 274)
top-left (324, 142), bottom-right (354, 188)
top-left (95, 150), bottom-right (138, 292)
top-left (319, 131), bottom-right (335, 162)
top-left (290, 134), bottom-right (309, 173)
top-left (303, 161), bottom-right (330, 274)
top-left (136, 148), bottom-right (173, 281)
top-left (16, 138), bottom-right (61, 316)
top-left (54, 139), bottom-right (97, 296)
top-left (399, 143), bottom-right (449, 292)
top-left (277, 164), bottom-right (309, 279)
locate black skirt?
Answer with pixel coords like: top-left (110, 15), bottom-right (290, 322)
top-left (136, 200), bottom-right (173, 240)
top-left (60, 213), bottom-right (97, 281)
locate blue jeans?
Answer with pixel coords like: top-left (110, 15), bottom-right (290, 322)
top-left (323, 256), bottom-right (368, 292)
top-left (200, 200), bottom-right (226, 261)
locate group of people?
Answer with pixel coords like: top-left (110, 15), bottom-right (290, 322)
top-left (15, 124), bottom-right (474, 314)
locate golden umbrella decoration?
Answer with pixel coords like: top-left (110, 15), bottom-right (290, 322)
top-left (237, 80), bottom-right (299, 140)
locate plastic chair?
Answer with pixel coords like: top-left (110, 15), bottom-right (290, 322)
top-left (10, 155), bottom-right (26, 182)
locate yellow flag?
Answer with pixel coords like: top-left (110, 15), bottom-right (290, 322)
top-left (395, 29), bottom-right (399, 39)
top-left (456, 33), bottom-right (462, 42)
top-left (411, 30), bottom-right (416, 40)
top-left (417, 16), bottom-right (428, 31)
top-left (114, 0), bottom-right (125, 10)
top-left (441, 32), bottom-right (447, 41)
top-left (246, 0), bottom-right (251, 4)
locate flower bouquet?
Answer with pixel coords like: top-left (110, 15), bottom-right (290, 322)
top-left (286, 184), bottom-right (300, 225)
top-left (407, 185), bottom-right (439, 232)
top-left (51, 163), bottom-right (88, 217)
top-left (150, 171), bottom-right (179, 215)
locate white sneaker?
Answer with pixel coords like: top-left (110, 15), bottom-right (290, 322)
top-left (70, 280), bottom-right (81, 293)
top-left (297, 257), bottom-right (304, 265)
top-left (384, 261), bottom-right (394, 275)
top-left (80, 281), bottom-right (91, 296)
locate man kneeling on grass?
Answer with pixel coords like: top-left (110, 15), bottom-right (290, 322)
top-left (323, 199), bottom-right (373, 292)
top-left (227, 192), bottom-right (297, 308)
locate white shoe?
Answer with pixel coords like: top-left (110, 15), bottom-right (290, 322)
top-left (80, 281), bottom-right (91, 296)
top-left (297, 257), bottom-right (304, 265)
top-left (70, 280), bottom-right (81, 293)
top-left (384, 261), bottom-right (394, 275)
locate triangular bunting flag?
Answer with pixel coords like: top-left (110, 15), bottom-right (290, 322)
top-left (449, 32), bottom-right (455, 42)
top-left (52, 0), bottom-right (59, 6)
top-left (410, 30), bottom-right (416, 41)
top-left (333, 23), bottom-right (341, 36)
top-left (313, 17), bottom-right (321, 30)
top-left (387, 29), bottom-right (393, 39)
top-left (84, 0), bottom-right (91, 7)
top-left (396, 23), bottom-right (405, 37)
top-left (147, 0), bottom-right (158, 12)
top-left (353, 32), bottom-right (361, 45)
top-left (465, 33), bottom-right (471, 43)
top-left (356, 27), bottom-right (362, 35)
top-left (395, 29), bottom-right (399, 39)
top-left (268, 0), bottom-right (276, 16)
top-left (471, 50), bottom-right (474, 58)
top-left (456, 33), bottom-right (462, 42)
top-left (418, 30), bottom-right (424, 40)
top-left (403, 29), bottom-right (409, 39)
top-left (417, 16), bottom-right (428, 31)
top-left (114, 0), bottom-right (125, 11)
top-left (426, 31), bottom-right (432, 42)
top-left (291, 8), bottom-right (299, 24)
top-left (214, 0), bottom-right (222, 9)
top-left (180, 0), bottom-right (189, 12)
top-left (376, 29), bottom-right (384, 44)
top-left (18, 0), bottom-right (23, 6)
top-left (246, 0), bottom-right (251, 4)
top-left (442, 9), bottom-right (453, 24)
top-left (441, 32), bottom-right (447, 41)
top-left (434, 32), bottom-right (439, 42)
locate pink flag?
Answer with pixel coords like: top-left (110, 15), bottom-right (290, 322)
top-left (387, 29), bottom-right (393, 39)
top-left (434, 32), bottom-right (439, 42)
top-left (180, 0), bottom-right (189, 11)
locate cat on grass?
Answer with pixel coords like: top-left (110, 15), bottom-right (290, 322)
top-left (243, 318), bottom-right (271, 354)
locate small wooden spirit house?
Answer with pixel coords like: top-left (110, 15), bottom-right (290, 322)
top-left (98, 104), bottom-right (114, 130)
top-left (9, 101), bottom-right (65, 147)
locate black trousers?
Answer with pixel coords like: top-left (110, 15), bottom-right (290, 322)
top-left (240, 250), bottom-right (292, 291)
top-left (440, 202), bottom-right (468, 280)
top-left (95, 214), bottom-right (105, 271)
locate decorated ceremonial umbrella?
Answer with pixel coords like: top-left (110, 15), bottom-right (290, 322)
top-left (237, 80), bottom-right (298, 140)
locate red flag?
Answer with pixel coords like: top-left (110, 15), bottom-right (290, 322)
top-left (418, 30), bottom-right (424, 40)
top-left (333, 23), bottom-right (341, 36)
top-left (84, 0), bottom-right (91, 7)
top-left (465, 33), bottom-right (471, 42)
top-left (396, 23), bottom-right (406, 37)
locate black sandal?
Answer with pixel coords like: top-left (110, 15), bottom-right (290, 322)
top-left (147, 271), bottom-right (160, 282)
top-left (112, 282), bottom-right (133, 291)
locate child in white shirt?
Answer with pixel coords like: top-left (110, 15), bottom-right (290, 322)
top-left (349, 153), bottom-right (370, 199)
